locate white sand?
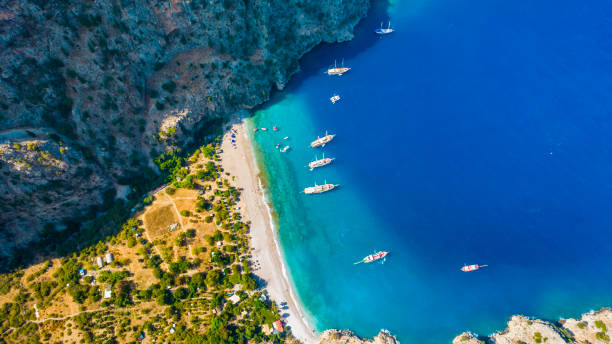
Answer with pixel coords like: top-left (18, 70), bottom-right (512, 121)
top-left (220, 120), bottom-right (319, 344)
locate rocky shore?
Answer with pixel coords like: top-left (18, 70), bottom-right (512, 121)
top-left (453, 308), bottom-right (612, 344)
top-left (320, 329), bottom-right (399, 344)
top-left (0, 0), bottom-right (370, 266)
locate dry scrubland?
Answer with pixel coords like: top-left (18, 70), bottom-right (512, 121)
top-left (0, 141), bottom-right (296, 344)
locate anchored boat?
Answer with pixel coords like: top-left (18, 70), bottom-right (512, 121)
top-left (327, 59), bottom-right (351, 76)
top-left (330, 94), bottom-right (341, 104)
top-left (311, 131), bottom-right (335, 148)
top-left (354, 251), bottom-right (388, 264)
top-left (281, 146), bottom-right (290, 152)
top-left (303, 181), bottom-right (338, 195)
top-left (375, 21), bottom-right (394, 35)
top-left (309, 153), bottom-right (334, 170)
top-left (461, 264), bottom-right (488, 272)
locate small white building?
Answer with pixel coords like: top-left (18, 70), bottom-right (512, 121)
top-left (168, 223), bottom-right (178, 231)
top-left (229, 294), bottom-right (241, 304)
top-left (105, 253), bottom-right (114, 264)
top-left (104, 285), bottom-right (112, 299)
top-left (96, 256), bottom-right (104, 268)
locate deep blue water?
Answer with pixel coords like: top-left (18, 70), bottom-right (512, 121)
top-left (250, 0), bottom-right (612, 342)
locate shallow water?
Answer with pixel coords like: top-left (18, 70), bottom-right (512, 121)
top-left (250, 0), bottom-right (612, 342)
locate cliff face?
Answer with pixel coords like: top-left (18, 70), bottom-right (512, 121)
top-left (0, 0), bottom-right (369, 263)
top-left (454, 308), bottom-right (612, 344)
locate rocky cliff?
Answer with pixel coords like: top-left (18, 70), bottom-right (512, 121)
top-left (453, 308), bottom-right (612, 344)
top-left (320, 329), bottom-right (399, 344)
top-left (0, 0), bottom-right (369, 266)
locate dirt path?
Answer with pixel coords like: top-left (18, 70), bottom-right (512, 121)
top-left (29, 307), bottom-right (106, 324)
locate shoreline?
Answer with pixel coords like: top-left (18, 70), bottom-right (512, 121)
top-left (220, 119), bottom-right (319, 344)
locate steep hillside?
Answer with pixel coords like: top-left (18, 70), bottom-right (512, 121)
top-left (0, 0), bottom-right (369, 266)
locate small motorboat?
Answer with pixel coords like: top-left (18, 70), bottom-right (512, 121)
top-left (253, 128), bottom-right (258, 132)
top-left (281, 146), bottom-right (290, 152)
top-left (261, 127), bottom-right (268, 131)
top-left (375, 21), bottom-right (394, 35)
top-left (273, 126), bottom-right (278, 131)
top-left (283, 136), bottom-right (289, 140)
top-left (461, 264), bottom-right (488, 272)
top-left (330, 94), bottom-right (341, 104)
top-left (354, 251), bottom-right (388, 264)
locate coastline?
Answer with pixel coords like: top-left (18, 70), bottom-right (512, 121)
top-left (220, 118), bottom-right (319, 344)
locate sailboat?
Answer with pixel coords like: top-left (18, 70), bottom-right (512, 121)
top-left (308, 153), bottom-right (335, 170)
top-left (375, 21), bottom-right (394, 35)
top-left (310, 130), bottom-right (335, 148)
top-left (326, 59), bottom-right (351, 76)
top-left (303, 180), bottom-right (338, 194)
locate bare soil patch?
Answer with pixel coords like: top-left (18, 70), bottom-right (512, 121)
top-left (144, 204), bottom-right (179, 239)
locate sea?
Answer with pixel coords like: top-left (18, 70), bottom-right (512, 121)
top-left (248, 0), bottom-right (612, 342)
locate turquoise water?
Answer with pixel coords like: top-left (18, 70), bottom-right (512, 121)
top-left (250, 0), bottom-right (612, 342)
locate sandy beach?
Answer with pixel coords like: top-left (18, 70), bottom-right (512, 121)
top-left (220, 119), bottom-right (319, 344)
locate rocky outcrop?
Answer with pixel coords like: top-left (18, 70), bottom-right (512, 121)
top-left (490, 316), bottom-right (566, 344)
top-left (452, 332), bottom-right (484, 344)
top-left (561, 308), bottom-right (612, 344)
top-left (320, 329), bottom-right (399, 344)
top-left (454, 308), bottom-right (612, 344)
top-left (0, 130), bottom-right (110, 250)
top-left (0, 0), bottom-right (370, 265)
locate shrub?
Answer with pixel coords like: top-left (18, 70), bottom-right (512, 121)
top-left (143, 195), bottom-right (154, 205)
top-left (169, 257), bottom-right (191, 274)
top-left (596, 332), bottom-right (610, 342)
top-left (161, 80), bottom-right (176, 93)
top-left (180, 210), bottom-right (191, 217)
top-left (175, 233), bottom-right (187, 247)
top-left (596, 320), bottom-right (608, 332)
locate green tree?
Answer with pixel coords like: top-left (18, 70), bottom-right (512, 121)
top-left (206, 269), bottom-right (222, 287)
top-left (155, 288), bottom-right (173, 306)
top-left (241, 273), bottom-right (257, 291)
top-left (174, 287), bottom-right (188, 300)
